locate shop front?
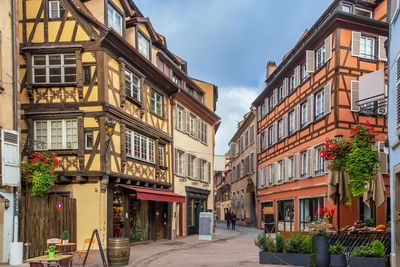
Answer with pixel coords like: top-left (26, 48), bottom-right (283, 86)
top-left (186, 187), bottom-right (210, 235)
top-left (112, 185), bottom-right (185, 243)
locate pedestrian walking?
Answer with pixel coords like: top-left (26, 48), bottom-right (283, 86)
top-left (231, 212), bottom-right (237, 230)
top-left (225, 210), bottom-right (231, 229)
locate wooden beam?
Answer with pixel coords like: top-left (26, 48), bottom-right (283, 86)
top-left (75, 176), bottom-right (88, 182)
top-left (59, 176), bottom-right (72, 183)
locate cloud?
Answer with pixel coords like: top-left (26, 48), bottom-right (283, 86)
top-left (215, 87), bottom-right (259, 155)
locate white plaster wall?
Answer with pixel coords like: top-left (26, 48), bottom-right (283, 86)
top-left (1, 192), bottom-right (14, 263)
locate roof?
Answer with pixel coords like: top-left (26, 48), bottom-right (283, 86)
top-left (228, 110), bottom-right (255, 144)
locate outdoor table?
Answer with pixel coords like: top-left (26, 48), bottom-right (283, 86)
top-left (28, 254), bottom-right (73, 267)
top-left (55, 242), bottom-right (77, 252)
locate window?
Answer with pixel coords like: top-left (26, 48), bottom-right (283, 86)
top-left (260, 131), bottom-right (266, 151)
top-left (355, 8), bottom-right (372, 18)
top-left (269, 95), bottom-right (274, 112)
top-left (289, 74), bottom-right (295, 93)
top-left (49, 1), bottom-right (65, 18)
top-left (278, 86), bottom-right (284, 103)
top-left (277, 119), bottom-right (283, 141)
top-left (126, 130), bottom-right (156, 163)
top-left (189, 114), bottom-right (195, 137)
top-left (172, 74), bottom-right (181, 87)
top-left (125, 70), bottom-right (140, 101)
top-left (158, 145), bottom-right (165, 166)
top-left (360, 101), bottom-right (377, 115)
top-left (137, 32), bottom-right (150, 60)
top-left (315, 90), bottom-right (325, 119)
top-left (187, 154), bottom-right (195, 178)
top-left (176, 150), bottom-right (184, 175)
top-left (268, 126), bottom-right (273, 146)
top-left (249, 124), bottom-right (255, 144)
top-left (288, 111), bottom-right (295, 135)
top-left (278, 161), bottom-right (284, 183)
top-left (315, 45), bottom-right (326, 69)
top-left (288, 157), bottom-right (294, 180)
top-left (200, 159), bottom-right (207, 181)
top-left (301, 102), bottom-right (308, 127)
top-left (315, 146), bottom-right (325, 175)
top-left (176, 106), bottom-right (184, 131)
top-left (342, 5), bottom-right (351, 13)
top-left (107, 4), bottom-right (122, 35)
top-left (151, 90), bottom-right (163, 116)
top-left (83, 66), bottom-right (91, 85)
top-left (34, 119), bottom-right (78, 150)
top-left (261, 102), bottom-right (266, 117)
top-left (240, 135), bottom-right (244, 153)
top-left (85, 132), bottom-right (93, 150)
top-left (360, 36), bottom-right (375, 60)
top-left (301, 63), bottom-right (310, 82)
top-left (245, 130), bottom-right (249, 148)
top-left (32, 54), bottom-right (76, 84)
top-left (301, 151), bottom-right (307, 178)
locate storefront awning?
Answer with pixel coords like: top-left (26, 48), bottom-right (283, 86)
top-left (119, 185), bottom-right (185, 203)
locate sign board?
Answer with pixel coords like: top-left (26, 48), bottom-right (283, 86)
top-left (199, 212), bottom-right (213, 240)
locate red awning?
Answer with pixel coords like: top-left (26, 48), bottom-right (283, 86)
top-left (119, 185), bottom-right (185, 203)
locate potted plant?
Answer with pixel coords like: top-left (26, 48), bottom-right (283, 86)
top-left (255, 232), bottom-right (279, 264)
top-left (48, 245), bottom-right (56, 259)
top-left (284, 233), bottom-right (310, 266)
top-left (329, 241), bottom-right (346, 267)
top-left (310, 221), bottom-right (330, 267)
top-left (62, 230), bottom-right (69, 244)
top-left (349, 240), bottom-right (385, 267)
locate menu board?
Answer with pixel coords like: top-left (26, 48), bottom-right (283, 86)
top-left (199, 212), bottom-right (213, 240)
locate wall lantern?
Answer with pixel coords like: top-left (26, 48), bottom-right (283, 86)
top-left (4, 198), bottom-right (10, 209)
top-left (105, 118), bottom-right (116, 137)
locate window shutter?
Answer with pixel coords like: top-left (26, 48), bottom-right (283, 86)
top-left (295, 65), bottom-right (301, 88)
top-left (378, 36), bottom-right (388, 61)
top-left (197, 158), bottom-right (201, 180)
top-left (1, 130), bottom-right (20, 186)
top-left (250, 153), bottom-right (254, 173)
top-left (351, 80), bottom-right (360, 112)
top-left (391, 0), bottom-right (399, 21)
top-left (196, 118), bottom-right (201, 140)
top-left (256, 134), bottom-right (260, 153)
top-left (295, 105), bottom-right (300, 131)
top-left (307, 148), bottom-right (314, 177)
top-left (294, 153), bottom-right (300, 180)
top-left (397, 53), bottom-right (400, 126)
top-left (307, 95), bottom-right (314, 123)
top-left (264, 98), bottom-right (269, 115)
top-left (284, 158), bottom-right (289, 181)
top-left (284, 78), bottom-right (289, 97)
top-left (325, 34), bottom-right (333, 62)
top-left (273, 122), bottom-right (277, 144)
top-left (273, 89), bottom-right (278, 106)
top-left (378, 142), bottom-right (388, 175)
top-left (259, 169), bottom-right (263, 188)
top-left (186, 154), bottom-right (190, 177)
top-left (257, 106), bottom-right (261, 120)
top-left (306, 50), bottom-right (315, 73)
top-left (351, 31), bottom-right (361, 57)
top-left (324, 83), bottom-right (332, 115)
top-left (174, 148), bottom-right (178, 174)
top-left (185, 109), bottom-right (190, 133)
top-left (208, 162), bottom-right (211, 182)
top-left (283, 114), bottom-right (288, 138)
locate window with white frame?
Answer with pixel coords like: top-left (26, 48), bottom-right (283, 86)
top-left (245, 130), bottom-right (249, 148)
top-left (316, 45), bottom-right (326, 69)
top-left (261, 102), bottom-right (266, 117)
top-left (315, 146), bottom-right (325, 175)
top-left (200, 159), bottom-right (207, 181)
top-left (125, 70), bottom-right (140, 101)
top-left (289, 157), bottom-right (294, 180)
top-left (176, 106), bottom-right (184, 131)
top-left (289, 110), bottom-right (295, 135)
top-left (34, 119), bottom-right (78, 150)
top-left (107, 4), bottom-right (122, 35)
top-left (278, 119), bottom-right (283, 141)
top-left (85, 132), bottom-right (93, 150)
top-left (32, 54), bottom-right (76, 84)
top-left (360, 36), bottom-right (375, 60)
top-left (315, 90), bottom-right (325, 119)
top-left (250, 124), bottom-right (255, 144)
top-left (355, 7), bottom-right (372, 18)
top-left (301, 63), bottom-right (310, 82)
top-left (158, 145), bottom-right (165, 166)
top-left (301, 151), bottom-right (307, 177)
top-left (268, 126), bottom-right (273, 146)
top-left (176, 150), bottom-right (184, 175)
top-left (172, 74), bottom-right (181, 87)
top-left (278, 160), bottom-right (284, 182)
top-left (138, 32), bottom-right (150, 60)
top-left (301, 102), bottom-right (308, 127)
top-left (49, 1), bottom-right (65, 18)
top-left (126, 130), bottom-right (156, 163)
top-left (151, 90), bottom-right (163, 116)
top-left (278, 86), bottom-right (284, 103)
top-left (269, 95), bottom-right (274, 112)
top-left (187, 154), bottom-right (195, 178)
top-left (189, 114), bottom-right (195, 137)
top-left (342, 5), bottom-right (351, 13)
top-left (289, 74), bottom-right (295, 93)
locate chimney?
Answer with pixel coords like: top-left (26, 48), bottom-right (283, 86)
top-left (266, 61), bottom-right (277, 80)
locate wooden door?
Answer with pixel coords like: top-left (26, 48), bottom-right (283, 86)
top-left (155, 203), bottom-right (164, 239)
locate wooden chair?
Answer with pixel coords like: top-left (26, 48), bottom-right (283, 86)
top-left (58, 252), bottom-right (73, 267)
top-left (44, 238), bottom-right (61, 254)
top-left (29, 262), bottom-right (46, 267)
top-left (74, 238), bottom-right (95, 264)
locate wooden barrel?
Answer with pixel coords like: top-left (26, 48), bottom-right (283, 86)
top-left (107, 238), bottom-right (130, 266)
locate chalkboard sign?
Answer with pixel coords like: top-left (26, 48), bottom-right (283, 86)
top-left (199, 212), bottom-right (213, 240)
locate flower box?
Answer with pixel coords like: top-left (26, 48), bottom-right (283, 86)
top-left (348, 256), bottom-right (385, 267)
top-left (330, 254), bottom-right (347, 267)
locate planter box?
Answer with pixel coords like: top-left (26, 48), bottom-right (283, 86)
top-left (259, 252), bottom-right (310, 266)
top-left (330, 254), bottom-right (347, 267)
top-left (349, 256), bottom-right (385, 267)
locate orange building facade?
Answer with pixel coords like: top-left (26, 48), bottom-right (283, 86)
top-left (253, 0), bottom-right (390, 232)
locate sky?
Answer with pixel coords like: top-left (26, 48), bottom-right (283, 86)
top-left (135, 0), bottom-right (333, 155)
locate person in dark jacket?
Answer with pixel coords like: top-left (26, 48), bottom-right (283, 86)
top-left (225, 210), bottom-right (231, 229)
top-left (231, 213), bottom-right (237, 230)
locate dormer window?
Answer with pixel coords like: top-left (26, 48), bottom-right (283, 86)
top-left (172, 74), bottom-right (182, 87)
top-left (49, 1), bottom-right (65, 18)
top-left (107, 4), bottom-right (122, 35)
top-left (342, 5), bottom-right (351, 13)
top-left (138, 32), bottom-right (150, 60)
top-left (355, 7), bottom-right (372, 18)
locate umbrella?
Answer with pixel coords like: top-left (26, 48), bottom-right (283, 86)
top-left (328, 170), bottom-right (350, 205)
top-left (363, 171), bottom-right (386, 209)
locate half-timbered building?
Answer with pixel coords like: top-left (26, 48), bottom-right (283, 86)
top-left (18, 0), bottom-right (193, 249)
top-left (253, 0), bottom-right (390, 232)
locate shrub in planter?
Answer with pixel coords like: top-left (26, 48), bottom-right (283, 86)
top-left (62, 230), bottom-right (69, 244)
top-left (301, 235), bottom-right (312, 254)
top-left (284, 234), bottom-right (310, 266)
top-left (329, 242), bottom-right (346, 267)
top-left (350, 240), bottom-right (385, 267)
top-left (275, 233), bottom-right (285, 253)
